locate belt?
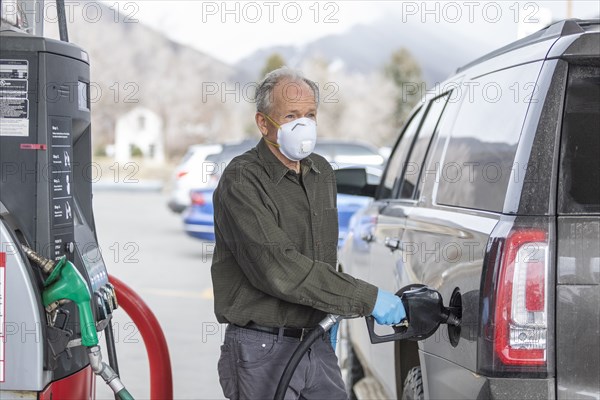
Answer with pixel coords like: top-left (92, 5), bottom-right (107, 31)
top-left (237, 322), bottom-right (314, 341)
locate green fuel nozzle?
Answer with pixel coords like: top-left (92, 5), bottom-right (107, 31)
top-left (22, 245), bottom-right (134, 398)
top-left (22, 244), bottom-right (99, 347)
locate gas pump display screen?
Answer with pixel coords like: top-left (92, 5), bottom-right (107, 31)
top-left (77, 81), bottom-right (89, 111)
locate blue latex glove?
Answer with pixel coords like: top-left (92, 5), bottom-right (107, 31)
top-left (372, 289), bottom-right (406, 325)
top-left (329, 322), bottom-right (340, 349)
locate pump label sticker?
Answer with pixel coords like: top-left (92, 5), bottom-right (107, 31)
top-left (0, 251), bottom-right (5, 382)
top-left (0, 60), bottom-right (29, 137)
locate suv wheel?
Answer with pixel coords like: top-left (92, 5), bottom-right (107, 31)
top-left (401, 367), bottom-right (424, 400)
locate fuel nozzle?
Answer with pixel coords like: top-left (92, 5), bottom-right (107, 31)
top-left (20, 243), bottom-right (99, 347)
top-left (367, 285), bottom-right (461, 344)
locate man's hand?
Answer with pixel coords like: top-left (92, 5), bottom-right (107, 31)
top-left (371, 289), bottom-right (406, 325)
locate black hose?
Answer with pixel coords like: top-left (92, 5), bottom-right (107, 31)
top-left (56, 0), bottom-right (69, 42)
top-left (273, 326), bottom-right (326, 400)
top-left (105, 319), bottom-right (120, 400)
top-left (105, 319), bottom-right (120, 375)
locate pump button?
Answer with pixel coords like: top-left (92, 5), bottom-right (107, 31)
top-left (64, 242), bottom-right (75, 253)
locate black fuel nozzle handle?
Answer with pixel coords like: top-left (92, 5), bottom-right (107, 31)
top-left (367, 285), bottom-right (461, 344)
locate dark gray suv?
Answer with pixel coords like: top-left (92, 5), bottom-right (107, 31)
top-left (338, 19), bottom-right (599, 400)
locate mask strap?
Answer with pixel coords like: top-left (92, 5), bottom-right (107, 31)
top-left (264, 137), bottom-right (280, 147)
top-left (260, 113), bottom-right (281, 148)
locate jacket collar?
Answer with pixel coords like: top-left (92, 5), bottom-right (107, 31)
top-left (256, 138), bottom-right (320, 184)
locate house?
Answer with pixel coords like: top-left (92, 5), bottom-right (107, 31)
top-left (114, 107), bottom-right (165, 163)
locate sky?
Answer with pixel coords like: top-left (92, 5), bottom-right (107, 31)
top-left (104, 1), bottom-right (600, 64)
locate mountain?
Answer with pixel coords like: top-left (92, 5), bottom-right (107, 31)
top-left (52, 4), bottom-right (501, 154)
top-left (55, 1), bottom-right (239, 156)
top-left (235, 15), bottom-right (490, 85)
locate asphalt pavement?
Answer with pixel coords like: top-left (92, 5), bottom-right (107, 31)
top-left (93, 190), bottom-right (224, 399)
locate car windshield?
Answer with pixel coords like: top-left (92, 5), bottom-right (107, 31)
top-left (315, 143), bottom-right (378, 157)
top-left (314, 141), bottom-right (384, 166)
top-left (205, 140), bottom-right (256, 177)
top-left (180, 148), bottom-right (197, 164)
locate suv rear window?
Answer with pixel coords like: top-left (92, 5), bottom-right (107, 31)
top-left (400, 93), bottom-right (450, 199)
top-left (378, 106), bottom-right (424, 199)
top-left (435, 61), bottom-right (543, 212)
top-left (559, 64), bottom-right (600, 214)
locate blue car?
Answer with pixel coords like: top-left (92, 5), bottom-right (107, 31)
top-left (336, 193), bottom-right (372, 247)
top-left (181, 142), bottom-right (254, 241)
top-left (183, 188), bottom-right (374, 246)
top-left (183, 187), bottom-right (216, 241)
top-left (183, 160), bottom-right (382, 246)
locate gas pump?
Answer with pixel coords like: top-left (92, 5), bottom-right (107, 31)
top-left (0, 1), bottom-right (165, 398)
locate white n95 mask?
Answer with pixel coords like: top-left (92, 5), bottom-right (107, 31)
top-left (263, 115), bottom-right (317, 161)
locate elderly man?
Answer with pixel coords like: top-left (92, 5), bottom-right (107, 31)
top-left (211, 67), bottom-right (405, 399)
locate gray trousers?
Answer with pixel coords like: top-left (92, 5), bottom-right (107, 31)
top-left (218, 324), bottom-right (348, 400)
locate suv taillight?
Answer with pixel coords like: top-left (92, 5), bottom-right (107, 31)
top-left (496, 230), bottom-right (548, 366)
top-left (479, 224), bottom-right (551, 376)
top-left (191, 191), bottom-right (206, 206)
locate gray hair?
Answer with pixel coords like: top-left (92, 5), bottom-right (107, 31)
top-left (255, 67), bottom-right (320, 114)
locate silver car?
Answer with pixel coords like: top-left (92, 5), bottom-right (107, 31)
top-left (167, 143), bottom-right (223, 213)
top-left (338, 19), bottom-right (600, 400)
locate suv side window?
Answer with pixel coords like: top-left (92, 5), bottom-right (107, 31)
top-left (378, 106), bottom-right (424, 199)
top-left (559, 64), bottom-right (600, 214)
top-left (435, 61), bottom-right (543, 212)
top-left (399, 93), bottom-right (451, 199)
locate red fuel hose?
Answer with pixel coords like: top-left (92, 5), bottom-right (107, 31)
top-left (109, 274), bottom-right (173, 400)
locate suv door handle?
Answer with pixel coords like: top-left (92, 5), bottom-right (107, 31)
top-left (361, 233), bottom-right (373, 243)
top-left (360, 227), bottom-right (375, 243)
top-left (384, 237), bottom-right (403, 251)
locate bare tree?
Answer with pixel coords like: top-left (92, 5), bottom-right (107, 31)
top-left (384, 48), bottom-right (423, 130)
